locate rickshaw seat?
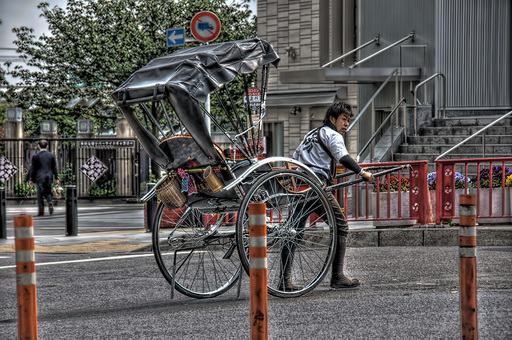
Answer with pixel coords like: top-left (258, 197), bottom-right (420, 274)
top-left (159, 134), bottom-right (225, 170)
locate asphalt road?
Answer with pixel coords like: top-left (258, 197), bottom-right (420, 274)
top-left (0, 246), bottom-right (511, 339)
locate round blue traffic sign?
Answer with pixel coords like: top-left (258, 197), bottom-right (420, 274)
top-left (190, 11), bottom-right (221, 43)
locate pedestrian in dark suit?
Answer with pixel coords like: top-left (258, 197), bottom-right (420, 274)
top-left (27, 140), bottom-right (59, 216)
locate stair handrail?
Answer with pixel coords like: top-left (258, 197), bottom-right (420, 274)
top-left (321, 35), bottom-right (380, 68)
top-left (435, 110), bottom-right (512, 161)
top-left (347, 68), bottom-right (398, 133)
top-left (356, 98), bottom-right (407, 162)
top-left (413, 72), bottom-right (446, 135)
top-left (349, 31), bottom-right (415, 68)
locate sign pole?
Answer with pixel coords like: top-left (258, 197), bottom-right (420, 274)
top-left (190, 11), bottom-right (221, 136)
top-left (205, 93), bottom-right (211, 135)
top-left (204, 41), bottom-right (211, 135)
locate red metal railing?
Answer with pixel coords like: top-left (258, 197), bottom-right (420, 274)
top-left (337, 160), bottom-right (431, 225)
top-left (435, 157), bottom-right (512, 224)
top-left (156, 157), bottom-right (512, 228)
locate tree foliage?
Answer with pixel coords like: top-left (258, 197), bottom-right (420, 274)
top-left (0, 104), bottom-right (7, 138)
top-left (1, 0), bottom-right (256, 136)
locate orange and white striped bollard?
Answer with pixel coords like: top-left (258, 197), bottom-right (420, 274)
top-left (14, 214), bottom-right (38, 339)
top-left (459, 194), bottom-right (478, 340)
top-left (249, 202), bottom-right (268, 340)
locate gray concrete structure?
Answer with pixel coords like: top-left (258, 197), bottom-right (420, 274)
top-left (257, 0), bottom-right (512, 160)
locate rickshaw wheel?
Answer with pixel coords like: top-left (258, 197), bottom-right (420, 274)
top-left (236, 169), bottom-right (336, 298)
top-left (152, 203), bottom-right (241, 299)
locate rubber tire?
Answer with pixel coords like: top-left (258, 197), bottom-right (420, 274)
top-left (236, 169), bottom-right (336, 298)
top-left (152, 203), bottom-right (241, 299)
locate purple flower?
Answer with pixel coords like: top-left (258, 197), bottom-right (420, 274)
top-left (454, 172), bottom-right (471, 183)
top-left (427, 171), bottom-right (470, 190)
top-left (479, 168), bottom-right (491, 179)
top-left (472, 166), bottom-right (512, 188)
top-left (491, 166), bottom-right (512, 179)
top-left (427, 172), bottom-right (436, 189)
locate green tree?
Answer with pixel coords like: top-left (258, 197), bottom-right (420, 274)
top-left (2, 0), bottom-right (256, 134)
top-left (0, 104), bottom-right (6, 138)
top-left (0, 103), bottom-right (6, 127)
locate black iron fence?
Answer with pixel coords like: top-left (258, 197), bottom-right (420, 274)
top-left (0, 137), bottom-right (143, 200)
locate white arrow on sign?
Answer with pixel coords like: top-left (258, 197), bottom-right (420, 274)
top-left (166, 27), bottom-right (185, 47)
top-left (168, 30), bottom-right (184, 45)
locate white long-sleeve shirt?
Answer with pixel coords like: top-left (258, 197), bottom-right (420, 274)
top-left (293, 126), bottom-right (349, 179)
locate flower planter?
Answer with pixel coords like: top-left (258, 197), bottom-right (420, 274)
top-left (432, 188), bottom-right (512, 223)
top-left (476, 188), bottom-right (511, 220)
top-left (430, 188), bottom-right (465, 219)
top-left (510, 188), bottom-right (512, 218)
top-left (371, 191), bottom-right (416, 228)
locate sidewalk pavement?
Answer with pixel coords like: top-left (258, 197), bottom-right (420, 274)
top-left (0, 202), bottom-right (152, 253)
top-left (1, 202), bottom-right (511, 253)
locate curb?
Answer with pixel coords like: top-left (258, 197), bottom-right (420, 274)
top-left (348, 226), bottom-right (512, 247)
top-left (1, 211), bottom-right (511, 252)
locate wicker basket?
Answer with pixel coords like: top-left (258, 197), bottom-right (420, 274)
top-left (155, 176), bottom-right (187, 210)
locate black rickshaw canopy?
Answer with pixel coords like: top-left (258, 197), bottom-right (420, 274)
top-left (112, 38), bottom-right (280, 169)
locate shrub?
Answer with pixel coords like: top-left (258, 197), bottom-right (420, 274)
top-left (87, 175), bottom-right (117, 197)
top-left (14, 182), bottom-right (36, 197)
top-left (59, 163), bottom-right (76, 186)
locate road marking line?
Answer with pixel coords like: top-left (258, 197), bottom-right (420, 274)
top-left (0, 253), bottom-right (155, 270)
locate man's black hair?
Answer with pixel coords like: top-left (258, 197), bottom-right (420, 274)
top-left (322, 102), bottom-right (353, 126)
top-left (38, 140), bottom-right (49, 149)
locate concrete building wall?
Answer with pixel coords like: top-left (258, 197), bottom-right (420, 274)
top-left (258, 0), bottom-right (322, 91)
top-left (436, 0), bottom-right (511, 111)
top-left (257, 0), bottom-right (512, 159)
top-left (358, 0), bottom-right (511, 114)
top-left (357, 0), bottom-right (436, 119)
top-left (258, 0), bottom-right (358, 157)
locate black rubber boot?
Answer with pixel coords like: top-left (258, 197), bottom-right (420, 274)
top-left (330, 236), bottom-right (361, 289)
top-left (278, 242), bottom-right (300, 292)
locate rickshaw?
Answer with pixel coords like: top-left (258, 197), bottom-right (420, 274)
top-left (112, 38), bottom-right (399, 299)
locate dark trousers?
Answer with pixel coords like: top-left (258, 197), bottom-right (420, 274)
top-left (36, 182), bottom-right (53, 214)
top-left (280, 184), bottom-right (348, 280)
top-left (296, 187), bottom-right (349, 238)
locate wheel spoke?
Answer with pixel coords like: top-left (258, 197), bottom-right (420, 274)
top-left (237, 170), bottom-right (335, 297)
top-left (152, 203), bottom-right (241, 298)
